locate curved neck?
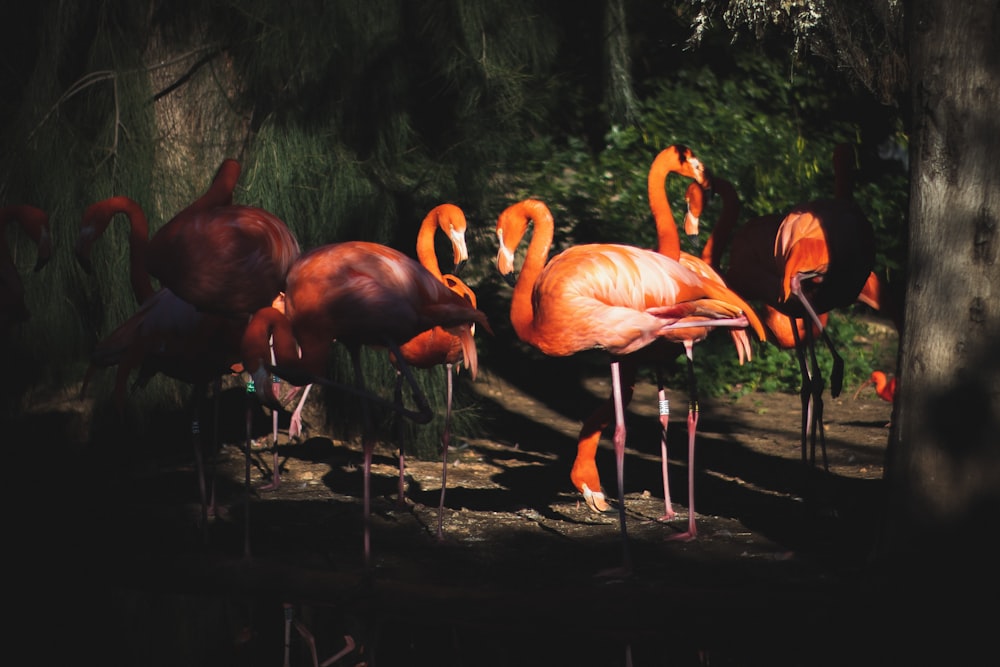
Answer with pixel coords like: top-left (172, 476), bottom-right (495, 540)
top-left (700, 176), bottom-right (740, 269)
top-left (500, 200), bottom-right (553, 343)
top-left (1, 205), bottom-right (50, 266)
top-left (416, 207), bottom-right (446, 280)
top-left (647, 145), bottom-right (705, 261)
top-left (242, 306), bottom-right (328, 383)
top-left (647, 150), bottom-right (683, 261)
top-left (416, 203), bottom-right (468, 281)
top-left (83, 196), bottom-right (154, 303)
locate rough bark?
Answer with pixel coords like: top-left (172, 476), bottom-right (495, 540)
top-left (603, 0), bottom-right (640, 129)
top-left (143, 24), bottom-right (250, 219)
top-left (882, 0), bottom-right (1000, 568)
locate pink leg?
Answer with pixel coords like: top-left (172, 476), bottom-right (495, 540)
top-left (666, 343), bottom-right (699, 542)
top-left (436, 363), bottom-right (454, 540)
top-left (655, 368), bottom-right (677, 522)
top-left (610, 360), bottom-right (633, 573)
top-left (286, 383), bottom-right (311, 439)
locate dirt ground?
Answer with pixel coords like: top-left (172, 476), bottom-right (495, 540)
top-left (18, 317), bottom-right (925, 666)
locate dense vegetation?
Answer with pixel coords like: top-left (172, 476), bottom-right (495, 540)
top-left (1, 1), bottom-right (906, 458)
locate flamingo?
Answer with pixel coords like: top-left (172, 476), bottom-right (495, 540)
top-left (75, 194), bottom-right (246, 535)
top-left (146, 201), bottom-right (300, 318)
top-left (571, 145), bottom-right (758, 541)
top-left (694, 175), bottom-right (829, 349)
top-left (495, 199), bottom-right (764, 569)
top-left (75, 161), bottom-right (307, 535)
top-left (704, 146), bottom-right (875, 481)
top-left (389, 203), bottom-right (479, 540)
top-left (854, 370), bottom-right (897, 403)
top-left (240, 240), bottom-right (491, 569)
top-left (2, 205), bottom-right (52, 334)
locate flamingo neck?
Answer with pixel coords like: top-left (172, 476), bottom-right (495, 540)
top-left (507, 202), bottom-right (554, 345)
top-left (701, 177), bottom-right (740, 270)
top-left (416, 208), bottom-right (445, 281)
top-left (243, 307), bottom-right (329, 384)
top-left (647, 152), bottom-right (682, 261)
top-left (88, 196), bottom-right (154, 303)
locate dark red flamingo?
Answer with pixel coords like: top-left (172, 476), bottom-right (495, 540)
top-left (75, 192), bottom-right (247, 536)
top-left (146, 201), bottom-right (300, 317)
top-left (390, 203), bottom-right (480, 540)
top-left (241, 240), bottom-right (491, 569)
top-left (495, 198), bottom-right (764, 571)
top-left (143, 164), bottom-right (305, 544)
top-left (2, 205), bottom-right (52, 334)
top-left (570, 145), bottom-right (758, 541)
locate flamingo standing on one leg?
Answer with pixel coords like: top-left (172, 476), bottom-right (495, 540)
top-left (389, 203), bottom-right (480, 540)
top-left (495, 199), bottom-right (764, 570)
top-left (571, 145), bottom-right (758, 541)
top-left (2, 205), bottom-right (52, 335)
top-left (241, 240), bottom-right (491, 569)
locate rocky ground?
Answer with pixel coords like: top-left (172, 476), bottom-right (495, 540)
top-left (18, 336), bottom-right (916, 666)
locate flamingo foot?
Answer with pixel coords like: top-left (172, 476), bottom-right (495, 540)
top-left (664, 530), bottom-right (697, 542)
top-left (581, 484), bottom-right (611, 513)
top-left (656, 508), bottom-right (678, 522)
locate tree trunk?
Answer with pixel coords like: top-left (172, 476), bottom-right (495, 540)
top-left (603, 0), bottom-right (639, 129)
top-left (143, 24), bottom-right (250, 220)
top-left (882, 0), bottom-right (1000, 574)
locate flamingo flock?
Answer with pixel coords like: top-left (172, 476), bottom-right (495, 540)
top-left (13, 139), bottom-right (895, 583)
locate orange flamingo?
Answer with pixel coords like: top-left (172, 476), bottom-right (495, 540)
top-left (854, 370), bottom-right (896, 403)
top-left (241, 240), bottom-right (491, 568)
top-left (389, 203), bottom-right (479, 539)
top-left (495, 199), bottom-right (764, 569)
top-left (571, 145), bottom-right (757, 541)
top-left (2, 205), bottom-right (52, 334)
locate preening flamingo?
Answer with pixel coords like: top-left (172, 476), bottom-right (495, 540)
top-left (390, 203), bottom-right (479, 540)
top-left (241, 240), bottom-right (491, 568)
top-left (694, 175), bottom-right (828, 349)
top-left (495, 199), bottom-right (764, 569)
top-left (1, 205), bottom-right (52, 334)
top-left (571, 145), bottom-right (759, 541)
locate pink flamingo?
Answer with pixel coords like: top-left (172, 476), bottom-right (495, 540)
top-left (571, 145), bottom-right (758, 542)
top-left (241, 240), bottom-right (491, 568)
top-left (390, 204), bottom-right (480, 540)
top-left (495, 198), bottom-right (764, 570)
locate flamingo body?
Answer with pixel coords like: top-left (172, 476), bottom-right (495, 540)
top-left (147, 204), bottom-right (300, 316)
top-left (241, 239), bottom-right (490, 567)
top-left (571, 147), bottom-right (759, 540)
top-left (391, 204), bottom-right (479, 537)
